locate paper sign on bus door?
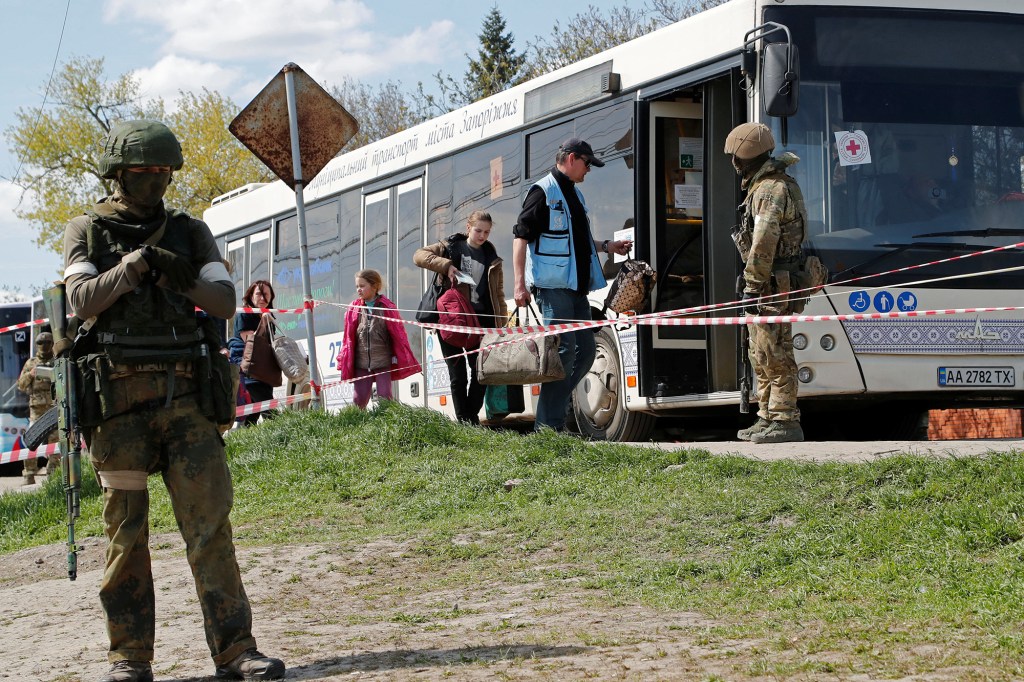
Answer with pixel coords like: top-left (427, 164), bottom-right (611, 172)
top-left (834, 130), bottom-right (872, 167)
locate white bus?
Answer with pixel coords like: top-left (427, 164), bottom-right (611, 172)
top-left (204, 0), bottom-right (1024, 441)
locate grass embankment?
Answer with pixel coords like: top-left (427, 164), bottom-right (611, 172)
top-left (3, 402), bottom-right (1023, 677)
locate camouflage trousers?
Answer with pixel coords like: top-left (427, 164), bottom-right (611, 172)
top-left (85, 387), bottom-right (257, 667)
top-left (748, 319), bottom-right (800, 422)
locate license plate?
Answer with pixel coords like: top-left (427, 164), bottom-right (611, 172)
top-left (937, 367), bottom-right (1015, 387)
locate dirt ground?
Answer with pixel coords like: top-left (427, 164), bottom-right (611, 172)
top-left (3, 439), bottom-right (1021, 681)
top-left (0, 530), bottom-right (1005, 682)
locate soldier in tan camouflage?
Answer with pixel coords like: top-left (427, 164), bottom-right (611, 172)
top-left (16, 331), bottom-right (58, 483)
top-left (725, 122), bottom-right (806, 444)
top-left (63, 120), bottom-right (284, 682)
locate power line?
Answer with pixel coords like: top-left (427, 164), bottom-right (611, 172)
top-left (8, 0), bottom-right (73, 185)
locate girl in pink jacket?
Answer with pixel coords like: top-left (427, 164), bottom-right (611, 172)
top-left (336, 269), bottom-right (421, 409)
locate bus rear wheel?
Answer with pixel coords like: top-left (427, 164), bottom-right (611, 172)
top-left (571, 328), bottom-right (656, 442)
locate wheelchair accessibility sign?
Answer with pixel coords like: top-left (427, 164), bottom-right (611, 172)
top-left (849, 290), bottom-right (918, 313)
top-left (848, 291), bottom-right (871, 312)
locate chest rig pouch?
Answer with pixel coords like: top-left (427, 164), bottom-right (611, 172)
top-left (78, 211), bottom-right (232, 425)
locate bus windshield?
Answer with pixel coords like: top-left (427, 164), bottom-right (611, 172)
top-left (767, 6), bottom-right (1024, 288)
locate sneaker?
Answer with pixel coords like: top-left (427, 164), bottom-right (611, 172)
top-left (750, 420), bottom-right (804, 444)
top-left (737, 418), bottom-right (771, 442)
top-left (99, 661), bottom-right (153, 682)
top-left (215, 649), bottom-right (286, 680)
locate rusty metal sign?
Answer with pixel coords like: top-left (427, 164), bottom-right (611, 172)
top-left (229, 63), bottom-right (358, 189)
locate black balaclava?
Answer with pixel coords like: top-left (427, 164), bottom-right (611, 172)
top-left (732, 151), bottom-right (771, 179)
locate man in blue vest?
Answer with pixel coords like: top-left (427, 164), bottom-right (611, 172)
top-left (512, 138), bottom-right (632, 431)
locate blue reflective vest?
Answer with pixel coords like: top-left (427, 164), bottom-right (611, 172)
top-left (524, 174), bottom-right (607, 292)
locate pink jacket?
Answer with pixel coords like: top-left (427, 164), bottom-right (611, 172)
top-left (336, 296), bottom-right (421, 382)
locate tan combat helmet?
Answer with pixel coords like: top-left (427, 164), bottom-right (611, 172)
top-left (724, 123), bottom-right (775, 159)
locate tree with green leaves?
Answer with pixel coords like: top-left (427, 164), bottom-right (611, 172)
top-left (5, 57), bottom-right (270, 256)
top-left (165, 88), bottom-right (273, 208)
top-left (6, 56), bottom-right (161, 254)
top-left (419, 5), bottom-right (527, 115)
top-left (467, 6), bottom-right (528, 102)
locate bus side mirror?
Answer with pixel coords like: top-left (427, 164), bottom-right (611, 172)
top-left (762, 42), bottom-right (800, 117)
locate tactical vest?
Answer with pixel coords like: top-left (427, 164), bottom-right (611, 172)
top-left (738, 169), bottom-right (807, 268)
top-left (734, 168), bottom-right (828, 314)
top-left (22, 356), bottom-right (54, 411)
top-left (85, 210), bottom-right (204, 365)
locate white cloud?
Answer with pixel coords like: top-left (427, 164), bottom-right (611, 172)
top-left (106, 0), bottom-right (376, 62)
top-left (304, 20), bottom-right (457, 84)
top-left (103, 0), bottom-right (456, 90)
top-left (0, 180), bottom-right (34, 238)
top-left (131, 55), bottom-right (244, 111)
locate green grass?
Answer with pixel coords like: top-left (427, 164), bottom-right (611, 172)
top-left (4, 401), bottom-right (1024, 677)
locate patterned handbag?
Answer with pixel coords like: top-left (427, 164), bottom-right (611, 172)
top-left (602, 259), bottom-right (657, 314)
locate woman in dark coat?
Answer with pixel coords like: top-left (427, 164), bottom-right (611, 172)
top-left (414, 211), bottom-right (508, 424)
top-left (228, 280), bottom-right (278, 425)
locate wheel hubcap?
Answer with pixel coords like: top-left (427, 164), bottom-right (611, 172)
top-left (575, 345), bottom-right (618, 429)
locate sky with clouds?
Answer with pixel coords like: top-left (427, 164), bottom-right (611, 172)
top-left (0, 0), bottom-right (631, 295)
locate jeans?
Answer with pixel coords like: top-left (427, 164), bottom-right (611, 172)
top-left (534, 288), bottom-right (596, 431)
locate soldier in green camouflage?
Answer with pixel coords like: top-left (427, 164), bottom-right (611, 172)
top-left (725, 122), bottom-right (807, 444)
top-left (16, 331), bottom-right (58, 483)
top-left (63, 120), bottom-right (285, 682)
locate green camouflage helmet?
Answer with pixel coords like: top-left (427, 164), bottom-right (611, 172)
top-left (98, 120), bottom-right (184, 179)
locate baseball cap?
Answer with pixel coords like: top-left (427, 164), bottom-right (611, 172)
top-left (559, 138), bottom-right (605, 167)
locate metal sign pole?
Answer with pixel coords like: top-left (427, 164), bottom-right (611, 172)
top-left (283, 65), bottom-right (322, 410)
top-left (229, 62), bottom-right (358, 413)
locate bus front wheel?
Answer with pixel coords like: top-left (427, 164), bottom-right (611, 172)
top-left (571, 328), bottom-right (656, 442)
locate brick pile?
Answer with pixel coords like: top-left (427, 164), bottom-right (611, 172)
top-left (927, 408), bottom-right (1024, 440)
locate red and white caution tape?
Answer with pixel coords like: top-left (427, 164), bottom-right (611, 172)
top-left (235, 300), bottom-right (316, 315)
top-left (0, 317), bottom-right (49, 335)
top-left (633, 304), bottom-right (1024, 327)
top-left (235, 391), bottom-right (314, 416)
top-left (0, 441), bottom-right (62, 465)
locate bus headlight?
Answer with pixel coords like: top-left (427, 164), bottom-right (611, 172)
top-left (792, 333), bottom-right (808, 350)
top-left (797, 366), bottom-right (814, 383)
top-left (820, 334), bottom-right (836, 351)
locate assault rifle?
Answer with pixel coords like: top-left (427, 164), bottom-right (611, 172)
top-left (43, 284), bottom-right (84, 581)
top-left (736, 275), bottom-right (752, 415)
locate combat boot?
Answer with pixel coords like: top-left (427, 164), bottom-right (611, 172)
top-left (750, 420), bottom-right (804, 444)
top-left (99, 660), bottom-right (153, 682)
top-left (21, 474), bottom-right (35, 486)
top-left (737, 418), bottom-right (771, 441)
top-left (215, 649), bottom-right (286, 680)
